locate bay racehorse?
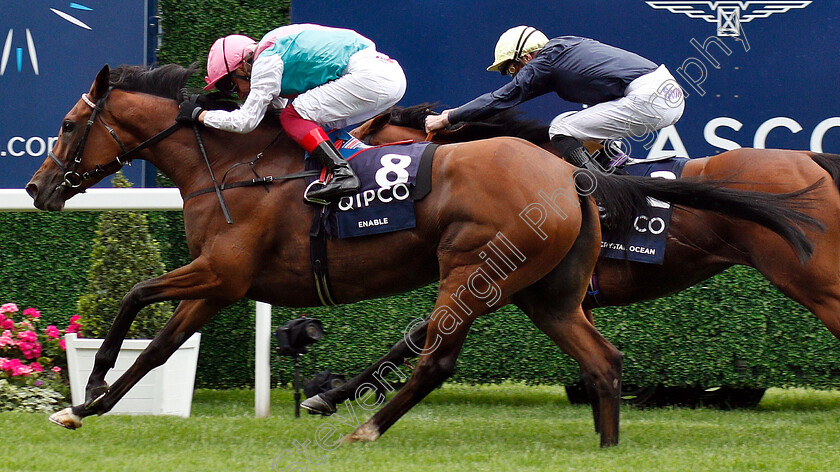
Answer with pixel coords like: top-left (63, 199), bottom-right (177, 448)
top-left (28, 66), bottom-right (819, 447)
top-left (308, 104), bottom-right (840, 421)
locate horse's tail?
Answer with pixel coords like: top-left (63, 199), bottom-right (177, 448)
top-left (585, 170), bottom-right (824, 263)
top-left (809, 153), bottom-right (840, 193)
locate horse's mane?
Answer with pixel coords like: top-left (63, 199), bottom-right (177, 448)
top-left (109, 63), bottom-right (239, 111)
top-left (110, 64), bottom-right (195, 100)
top-left (387, 103), bottom-right (550, 144)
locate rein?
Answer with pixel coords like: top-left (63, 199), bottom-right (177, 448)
top-left (50, 89), bottom-right (318, 223)
top-left (50, 88), bottom-right (183, 190)
top-left (183, 128), bottom-right (319, 202)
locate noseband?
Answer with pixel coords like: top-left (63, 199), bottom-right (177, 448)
top-left (49, 88), bottom-right (183, 190)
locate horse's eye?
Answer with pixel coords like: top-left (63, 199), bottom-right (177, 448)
top-left (62, 121), bottom-right (75, 133)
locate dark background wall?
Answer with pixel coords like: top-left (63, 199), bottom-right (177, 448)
top-left (291, 0), bottom-right (840, 159)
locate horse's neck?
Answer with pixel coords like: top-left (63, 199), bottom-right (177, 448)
top-left (140, 118), bottom-right (299, 195)
top-left (109, 92), bottom-right (300, 194)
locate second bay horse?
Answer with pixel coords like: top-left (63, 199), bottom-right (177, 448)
top-left (300, 104), bottom-right (840, 422)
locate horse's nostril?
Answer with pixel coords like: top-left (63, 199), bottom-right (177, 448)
top-left (25, 182), bottom-right (39, 199)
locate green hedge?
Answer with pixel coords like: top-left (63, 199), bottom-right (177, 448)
top-left (5, 209), bottom-right (839, 390)
top-left (271, 265), bottom-right (840, 390)
top-left (2, 0), bottom-right (838, 392)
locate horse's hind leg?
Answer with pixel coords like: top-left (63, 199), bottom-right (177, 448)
top-left (514, 198), bottom-right (621, 446)
top-left (519, 300), bottom-right (623, 447)
top-left (576, 307), bottom-right (602, 434)
top-left (50, 298), bottom-right (227, 429)
top-left (345, 279), bottom-right (484, 443)
top-left (747, 239), bottom-right (840, 341)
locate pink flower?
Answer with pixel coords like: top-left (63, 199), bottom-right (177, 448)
top-left (65, 315), bottom-right (83, 334)
top-left (30, 362), bottom-right (43, 372)
top-left (17, 339), bottom-right (42, 359)
top-left (59, 339), bottom-right (66, 351)
top-left (17, 330), bottom-right (37, 343)
top-left (0, 319), bottom-right (13, 330)
top-left (13, 364), bottom-right (33, 376)
top-left (46, 325), bottom-right (61, 339)
top-left (51, 366), bottom-right (62, 373)
top-left (2, 358), bottom-right (24, 375)
top-left (0, 303), bottom-right (18, 314)
top-left (23, 308), bottom-right (41, 319)
top-left (0, 330), bottom-right (14, 348)
top-left (0, 313), bottom-right (5, 323)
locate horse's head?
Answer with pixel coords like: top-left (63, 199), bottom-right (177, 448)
top-left (26, 65), bottom-right (129, 210)
top-left (26, 63), bottom-right (196, 211)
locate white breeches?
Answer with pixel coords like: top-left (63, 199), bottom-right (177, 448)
top-left (549, 65), bottom-right (685, 142)
top-left (292, 48), bottom-right (407, 130)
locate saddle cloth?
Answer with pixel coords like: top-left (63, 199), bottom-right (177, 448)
top-left (599, 157), bottom-right (689, 264)
top-left (307, 130), bottom-right (436, 238)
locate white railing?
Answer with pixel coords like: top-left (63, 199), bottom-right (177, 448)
top-left (0, 188), bottom-right (272, 418)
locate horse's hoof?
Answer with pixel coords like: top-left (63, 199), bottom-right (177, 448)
top-left (345, 422), bottom-right (380, 443)
top-left (49, 408), bottom-right (82, 430)
top-left (300, 395), bottom-right (337, 416)
top-left (84, 383), bottom-right (109, 409)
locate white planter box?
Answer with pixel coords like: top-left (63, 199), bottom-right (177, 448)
top-left (64, 332), bottom-right (201, 417)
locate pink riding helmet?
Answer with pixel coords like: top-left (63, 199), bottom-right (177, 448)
top-left (204, 34), bottom-right (257, 91)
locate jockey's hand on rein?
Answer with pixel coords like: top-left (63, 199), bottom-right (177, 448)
top-left (424, 109), bottom-right (454, 133)
top-left (177, 101), bottom-right (204, 125)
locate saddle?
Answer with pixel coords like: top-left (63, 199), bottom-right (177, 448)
top-left (307, 130), bottom-right (438, 305)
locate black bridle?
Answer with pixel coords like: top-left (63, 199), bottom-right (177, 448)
top-left (48, 86), bottom-right (319, 224)
top-left (49, 87), bottom-right (183, 190)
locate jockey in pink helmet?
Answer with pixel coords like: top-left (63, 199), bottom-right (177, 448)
top-left (178, 24), bottom-right (407, 202)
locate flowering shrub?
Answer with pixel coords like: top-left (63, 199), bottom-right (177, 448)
top-left (0, 303), bottom-right (79, 411)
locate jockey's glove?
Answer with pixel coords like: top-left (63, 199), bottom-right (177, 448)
top-left (177, 101), bottom-right (204, 125)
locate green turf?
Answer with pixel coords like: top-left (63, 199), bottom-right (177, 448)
top-left (2, 385), bottom-right (839, 472)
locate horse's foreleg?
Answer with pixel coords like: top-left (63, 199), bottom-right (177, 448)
top-left (50, 298), bottom-right (227, 429)
top-left (82, 259), bottom-right (227, 408)
top-left (303, 318), bottom-right (427, 415)
top-left (581, 307), bottom-right (601, 434)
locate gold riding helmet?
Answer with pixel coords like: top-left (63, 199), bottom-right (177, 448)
top-left (487, 26), bottom-right (549, 75)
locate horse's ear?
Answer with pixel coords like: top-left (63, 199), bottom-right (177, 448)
top-left (350, 112), bottom-right (392, 140)
top-left (89, 64), bottom-right (110, 100)
top-left (364, 113), bottom-right (391, 134)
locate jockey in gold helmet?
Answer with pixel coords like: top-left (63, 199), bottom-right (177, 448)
top-left (425, 26), bottom-right (685, 172)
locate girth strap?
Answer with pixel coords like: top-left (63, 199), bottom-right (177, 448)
top-left (310, 207), bottom-right (337, 307)
top-left (586, 267), bottom-right (604, 308)
top-left (183, 170), bottom-right (320, 201)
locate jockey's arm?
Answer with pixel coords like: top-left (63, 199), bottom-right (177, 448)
top-left (201, 55), bottom-right (287, 133)
top-left (448, 61), bottom-right (552, 125)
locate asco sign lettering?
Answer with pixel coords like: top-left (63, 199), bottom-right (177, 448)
top-left (0, 1), bottom-right (157, 189)
top-left (293, 0), bottom-right (840, 160)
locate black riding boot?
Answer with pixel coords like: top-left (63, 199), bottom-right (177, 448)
top-left (307, 141), bottom-right (361, 202)
top-left (550, 135), bottom-right (605, 174)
